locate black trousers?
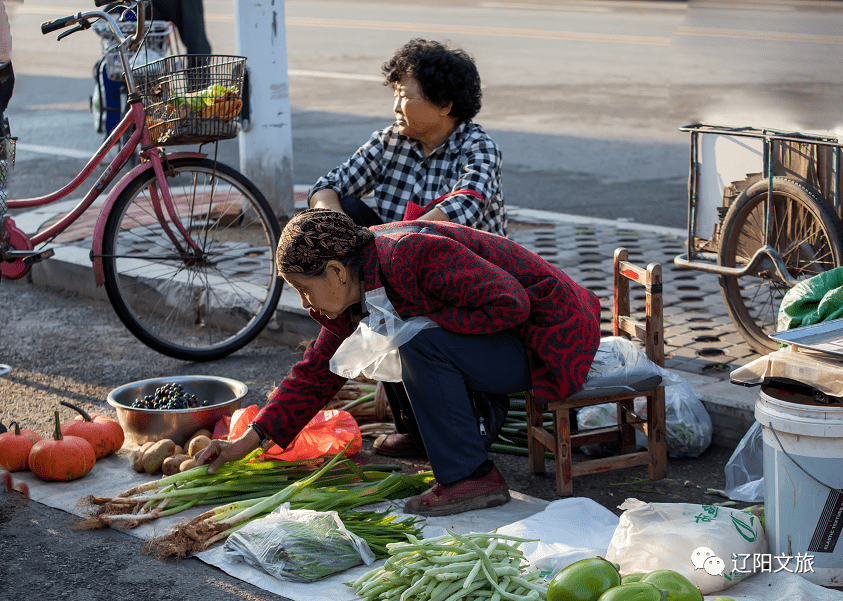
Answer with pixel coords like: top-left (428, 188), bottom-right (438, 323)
top-left (397, 327), bottom-right (531, 483)
top-left (149, 0), bottom-right (212, 55)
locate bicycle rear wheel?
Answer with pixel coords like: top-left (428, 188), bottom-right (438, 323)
top-left (102, 158), bottom-right (283, 361)
top-left (718, 176), bottom-right (843, 354)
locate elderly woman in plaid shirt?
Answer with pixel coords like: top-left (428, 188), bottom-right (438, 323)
top-left (309, 39), bottom-right (504, 236)
top-left (309, 39), bottom-right (508, 459)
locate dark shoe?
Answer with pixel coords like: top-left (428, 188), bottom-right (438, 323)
top-left (403, 465), bottom-right (510, 517)
top-left (373, 432), bottom-right (427, 458)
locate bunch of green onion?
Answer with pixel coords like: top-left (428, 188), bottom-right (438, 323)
top-left (490, 394), bottom-right (556, 459)
top-left (114, 441), bottom-right (435, 558)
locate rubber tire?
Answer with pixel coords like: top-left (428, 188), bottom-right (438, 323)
top-left (102, 158), bottom-right (283, 361)
top-left (718, 176), bottom-right (843, 354)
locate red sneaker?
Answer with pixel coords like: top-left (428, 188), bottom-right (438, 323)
top-left (403, 465), bottom-right (510, 517)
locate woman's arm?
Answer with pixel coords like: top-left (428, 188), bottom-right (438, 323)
top-left (308, 130), bottom-right (387, 207)
top-left (195, 314), bottom-right (352, 473)
top-left (433, 136), bottom-right (502, 228)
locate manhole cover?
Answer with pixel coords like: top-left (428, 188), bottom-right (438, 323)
top-left (702, 363), bottom-right (731, 374)
top-left (695, 335), bottom-right (721, 343)
top-left (698, 348), bottom-right (726, 357)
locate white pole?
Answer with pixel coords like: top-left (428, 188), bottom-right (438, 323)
top-left (234, 0), bottom-right (294, 219)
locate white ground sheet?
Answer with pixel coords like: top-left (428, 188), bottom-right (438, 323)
top-left (10, 447), bottom-right (842, 601)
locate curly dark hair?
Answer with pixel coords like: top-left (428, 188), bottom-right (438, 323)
top-left (382, 39), bottom-right (482, 122)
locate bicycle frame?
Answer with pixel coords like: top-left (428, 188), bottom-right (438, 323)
top-left (4, 98), bottom-right (206, 282)
top-left (674, 123), bottom-right (843, 286)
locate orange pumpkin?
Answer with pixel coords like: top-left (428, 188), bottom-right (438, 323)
top-left (0, 421), bottom-right (42, 471)
top-left (29, 411), bottom-right (96, 482)
top-left (59, 401), bottom-right (125, 459)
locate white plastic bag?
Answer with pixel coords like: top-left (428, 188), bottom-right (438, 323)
top-left (575, 336), bottom-right (682, 396)
top-left (495, 497), bottom-right (619, 578)
top-left (576, 375), bottom-right (713, 458)
top-left (222, 503), bottom-right (375, 583)
top-left (724, 422), bottom-right (765, 502)
top-left (329, 287), bottom-right (438, 381)
top-left (605, 499), bottom-right (768, 595)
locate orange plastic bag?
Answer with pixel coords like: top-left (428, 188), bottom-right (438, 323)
top-left (217, 405), bottom-right (362, 461)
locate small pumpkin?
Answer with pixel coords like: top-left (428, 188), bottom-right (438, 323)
top-left (59, 401), bottom-right (125, 459)
top-left (0, 421), bottom-right (43, 471)
top-left (28, 411), bottom-right (96, 482)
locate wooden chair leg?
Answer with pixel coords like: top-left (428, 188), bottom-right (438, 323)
top-left (618, 399), bottom-right (637, 455)
top-left (647, 388), bottom-right (668, 481)
top-left (525, 392), bottom-right (546, 475)
top-left (552, 406), bottom-right (574, 496)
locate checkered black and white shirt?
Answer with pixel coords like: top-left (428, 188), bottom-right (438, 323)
top-left (309, 121), bottom-right (506, 236)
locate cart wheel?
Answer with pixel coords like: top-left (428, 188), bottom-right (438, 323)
top-left (718, 177), bottom-right (843, 354)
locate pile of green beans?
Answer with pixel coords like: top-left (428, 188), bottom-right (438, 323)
top-left (351, 529), bottom-right (548, 601)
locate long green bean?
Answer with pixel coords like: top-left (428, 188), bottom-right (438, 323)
top-left (351, 530), bottom-right (547, 601)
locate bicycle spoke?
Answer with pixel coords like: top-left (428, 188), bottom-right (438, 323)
top-left (102, 158), bottom-right (282, 360)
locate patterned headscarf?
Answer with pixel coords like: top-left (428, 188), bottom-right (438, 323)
top-left (276, 208), bottom-right (375, 274)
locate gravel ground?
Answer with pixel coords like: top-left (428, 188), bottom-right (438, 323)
top-left (0, 277), bottom-right (738, 601)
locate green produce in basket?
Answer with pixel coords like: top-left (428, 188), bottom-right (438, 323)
top-left (167, 84), bottom-right (239, 112)
top-left (597, 582), bottom-right (666, 601)
top-left (639, 571), bottom-right (702, 601)
top-left (621, 573), bottom-right (647, 585)
top-left (548, 557), bottom-right (621, 601)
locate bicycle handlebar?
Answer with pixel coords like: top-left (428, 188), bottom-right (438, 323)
top-left (41, 15), bottom-right (77, 35)
top-left (41, 1), bottom-right (145, 47)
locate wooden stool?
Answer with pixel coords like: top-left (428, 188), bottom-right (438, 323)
top-left (525, 247), bottom-right (667, 496)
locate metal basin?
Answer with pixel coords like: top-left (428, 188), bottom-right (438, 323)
top-left (107, 375), bottom-right (248, 446)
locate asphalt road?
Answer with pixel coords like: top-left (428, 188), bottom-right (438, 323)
top-left (8, 0), bottom-right (842, 228)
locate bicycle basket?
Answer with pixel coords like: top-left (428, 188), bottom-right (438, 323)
top-left (134, 55), bottom-right (246, 146)
top-left (93, 20), bottom-right (173, 82)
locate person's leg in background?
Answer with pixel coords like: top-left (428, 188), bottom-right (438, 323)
top-left (397, 327), bottom-right (532, 515)
top-left (149, 0), bottom-right (211, 55)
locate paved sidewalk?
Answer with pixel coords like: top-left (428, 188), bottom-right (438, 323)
top-left (5, 188), bottom-right (762, 446)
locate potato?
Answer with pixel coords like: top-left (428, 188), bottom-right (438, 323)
top-left (187, 435), bottom-right (211, 457)
top-left (187, 429), bottom-right (212, 447)
top-left (132, 442), bottom-right (155, 472)
top-left (162, 454), bottom-right (191, 476)
top-left (173, 445), bottom-right (184, 456)
top-left (142, 439), bottom-right (176, 474)
top-left (179, 457), bottom-right (197, 472)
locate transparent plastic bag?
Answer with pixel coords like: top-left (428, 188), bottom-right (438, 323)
top-left (222, 503), bottom-right (375, 583)
top-left (635, 377), bottom-right (713, 458)
top-left (330, 287), bottom-right (438, 381)
top-left (575, 336), bottom-right (682, 396)
top-left (577, 375), bottom-right (712, 458)
top-left (724, 422), bottom-right (765, 502)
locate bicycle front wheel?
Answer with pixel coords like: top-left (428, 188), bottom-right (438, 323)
top-left (718, 176), bottom-right (843, 354)
top-left (102, 158), bottom-right (283, 361)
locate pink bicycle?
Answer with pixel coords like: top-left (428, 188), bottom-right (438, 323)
top-left (0, 0), bottom-right (283, 362)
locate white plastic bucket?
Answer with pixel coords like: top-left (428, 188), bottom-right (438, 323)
top-left (756, 385), bottom-right (843, 587)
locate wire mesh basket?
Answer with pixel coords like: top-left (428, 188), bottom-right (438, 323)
top-left (134, 55), bottom-right (246, 146)
top-left (93, 19), bottom-right (173, 82)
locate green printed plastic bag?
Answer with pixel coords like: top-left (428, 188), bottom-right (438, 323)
top-left (778, 267), bottom-right (843, 333)
top-left (605, 499), bottom-right (767, 595)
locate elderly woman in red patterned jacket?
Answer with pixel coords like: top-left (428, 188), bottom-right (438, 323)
top-left (196, 209), bottom-right (601, 516)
